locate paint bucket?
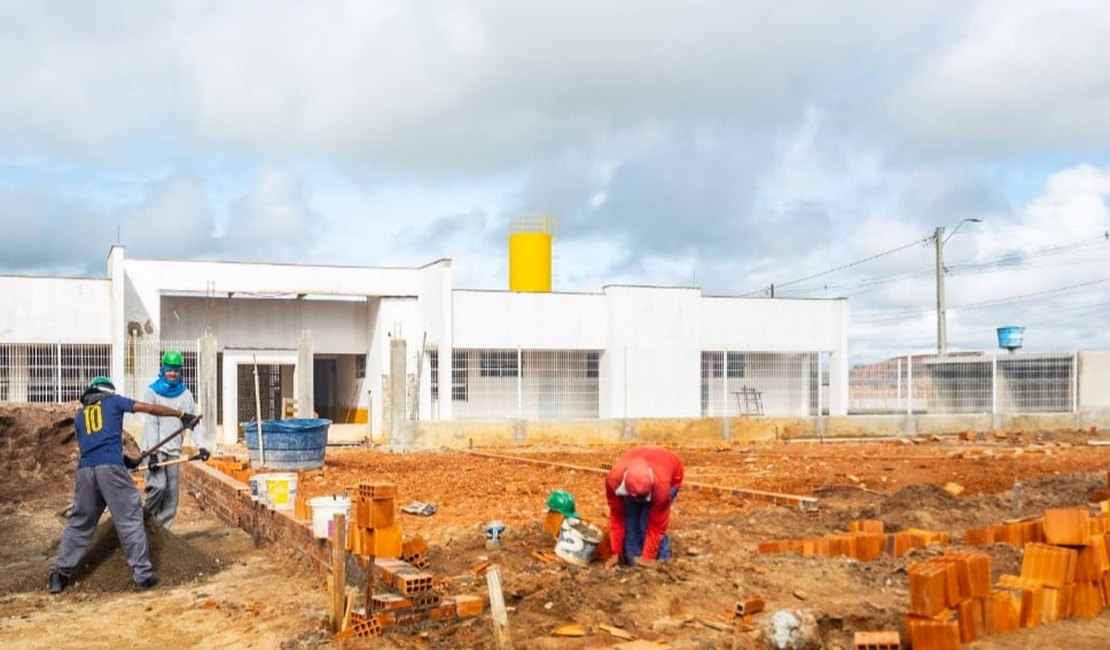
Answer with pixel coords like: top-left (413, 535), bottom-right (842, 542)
top-left (309, 495), bottom-right (352, 539)
top-left (485, 520), bottom-right (506, 550)
top-left (264, 472), bottom-right (299, 511)
top-left (554, 518), bottom-right (603, 566)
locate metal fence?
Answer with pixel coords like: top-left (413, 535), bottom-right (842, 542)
top-left (701, 351), bottom-right (826, 417)
top-left (432, 348), bottom-right (600, 419)
top-left (0, 343), bottom-right (111, 403)
top-left (124, 337), bottom-right (199, 400)
top-left (848, 352), bottom-right (1076, 415)
top-left (0, 339), bottom-right (199, 405)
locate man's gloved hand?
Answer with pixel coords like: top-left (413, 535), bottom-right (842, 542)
top-left (197, 448), bottom-right (211, 462)
top-left (123, 455), bottom-right (140, 469)
top-left (179, 412), bottom-right (202, 429)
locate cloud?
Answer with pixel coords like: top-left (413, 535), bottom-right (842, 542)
top-left (889, 0), bottom-right (1110, 157)
top-left (218, 169), bottom-right (320, 260)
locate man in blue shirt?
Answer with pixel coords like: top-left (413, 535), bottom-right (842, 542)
top-left (49, 376), bottom-right (201, 594)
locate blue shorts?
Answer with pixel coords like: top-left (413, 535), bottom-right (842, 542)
top-left (622, 487), bottom-right (679, 564)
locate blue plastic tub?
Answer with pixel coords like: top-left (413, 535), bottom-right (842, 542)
top-left (243, 418), bottom-right (331, 470)
top-left (997, 326), bottom-right (1025, 350)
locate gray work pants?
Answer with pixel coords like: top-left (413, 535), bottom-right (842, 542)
top-left (54, 465), bottom-right (155, 583)
top-left (144, 453), bottom-right (180, 529)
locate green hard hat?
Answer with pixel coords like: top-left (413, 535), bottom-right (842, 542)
top-left (89, 376), bottom-right (115, 390)
top-left (161, 349), bottom-right (184, 367)
top-left (546, 490), bottom-right (579, 518)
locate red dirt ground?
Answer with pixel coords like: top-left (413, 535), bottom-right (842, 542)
top-left (4, 403), bottom-right (1110, 648)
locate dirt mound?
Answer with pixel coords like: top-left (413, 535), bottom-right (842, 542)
top-left (0, 403), bottom-right (144, 503)
top-left (0, 403), bottom-right (79, 501)
top-left (7, 514), bottom-right (224, 593)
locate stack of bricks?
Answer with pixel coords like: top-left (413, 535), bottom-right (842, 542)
top-left (206, 456), bottom-right (255, 484)
top-left (964, 504), bottom-right (1110, 550)
top-left (347, 481), bottom-right (403, 558)
top-left (757, 520), bottom-right (948, 562)
top-left (905, 551), bottom-right (998, 647)
top-left (370, 557), bottom-right (484, 632)
top-left (903, 506), bottom-right (1110, 648)
top-left (992, 506), bottom-right (1110, 630)
top-left (402, 534), bottom-right (430, 569)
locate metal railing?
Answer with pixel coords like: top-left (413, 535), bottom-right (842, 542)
top-left (433, 348), bottom-right (600, 420)
top-left (848, 352), bottom-right (1075, 415)
top-left (0, 343), bottom-right (111, 403)
top-left (701, 351), bottom-right (825, 417)
top-left (0, 339), bottom-right (200, 405)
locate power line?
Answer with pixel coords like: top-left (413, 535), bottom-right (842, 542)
top-left (853, 276), bottom-right (1110, 323)
top-left (740, 236), bottom-right (931, 297)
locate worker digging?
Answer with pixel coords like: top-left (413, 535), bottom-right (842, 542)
top-left (47, 377), bottom-right (202, 594)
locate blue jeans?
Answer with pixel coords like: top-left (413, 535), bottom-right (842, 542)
top-left (622, 487), bottom-right (678, 564)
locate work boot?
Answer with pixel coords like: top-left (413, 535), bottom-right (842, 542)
top-left (48, 570), bottom-right (69, 594)
top-left (132, 573), bottom-right (159, 592)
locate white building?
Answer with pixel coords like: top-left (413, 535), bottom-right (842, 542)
top-left (0, 246), bottom-right (849, 444)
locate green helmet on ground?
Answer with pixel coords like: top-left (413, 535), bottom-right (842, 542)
top-left (89, 376), bottom-right (115, 391)
top-left (546, 490), bottom-right (579, 518)
top-left (162, 349), bottom-right (184, 367)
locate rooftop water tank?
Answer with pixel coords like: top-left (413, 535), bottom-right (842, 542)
top-left (997, 326), bottom-right (1025, 352)
top-left (509, 215), bottom-right (555, 292)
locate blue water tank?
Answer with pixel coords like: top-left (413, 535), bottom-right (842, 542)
top-left (244, 418), bottom-right (331, 470)
top-left (996, 326), bottom-right (1025, 351)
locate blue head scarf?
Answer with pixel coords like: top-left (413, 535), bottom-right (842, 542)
top-left (150, 364), bottom-right (186, 398)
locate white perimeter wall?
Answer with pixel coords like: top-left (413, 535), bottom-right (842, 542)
top-left (0, 276), bottom-right (112, 343)
top-left (452, 287), bottom-right (848, 418)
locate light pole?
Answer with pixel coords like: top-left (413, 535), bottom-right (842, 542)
top-left (935, 218), bottom-right (983, 356)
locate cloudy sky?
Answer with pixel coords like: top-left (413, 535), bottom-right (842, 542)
top-left (3, 1), bottom-right (1109, 360)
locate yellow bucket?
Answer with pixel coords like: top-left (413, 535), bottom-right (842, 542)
top-left (264, 472), bottom-right (299, 510)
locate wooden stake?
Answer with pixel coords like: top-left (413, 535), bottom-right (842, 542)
top-left (366, 551), bottom-right (376, 617)
top-left (486, 564), bottom-right (513, 649)
top-left (330, 513), bottom-right (348, 633)
top-left (342, 587), bottom-right (356, 631)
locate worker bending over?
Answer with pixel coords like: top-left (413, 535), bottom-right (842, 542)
top-left (604, 446), bottom-right (684, 568)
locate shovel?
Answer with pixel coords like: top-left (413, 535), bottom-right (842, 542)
top-left (143, 451), bottom-right (205, 472)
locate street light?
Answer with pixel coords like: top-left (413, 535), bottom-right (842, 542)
top-left (935, 218), bottom-right (983, 356)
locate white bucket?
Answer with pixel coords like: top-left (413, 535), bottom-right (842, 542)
top-left (264, 472), bottom-right (299, 511)
top-left (309, 495), bottom-right (352, 539)
top-left (554, 519), bottom-right (603, 566)
top-left (248, 474), bottom-right (268, 502)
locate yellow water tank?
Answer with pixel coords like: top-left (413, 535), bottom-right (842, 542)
top-left (509, 216), bottom-right (555, 292)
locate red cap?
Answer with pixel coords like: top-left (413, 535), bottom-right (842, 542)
top-left (624, 460), bottom-right (654, 496)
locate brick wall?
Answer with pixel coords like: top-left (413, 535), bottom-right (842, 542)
top-left (181, 461), bottom-right (349, 574)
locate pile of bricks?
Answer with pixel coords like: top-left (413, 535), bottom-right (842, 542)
top-left (906, 507), bottom-right (1110, 648)
top-left (206, 456), bottom-right (255, 484)
top-left (905, 551), bottom-right (996, 647)
top-left (364, 557), bottom-right (484, 633)
top-left (346, 481), bottom-right (403, 557)
top-left (964, 502), bottom-right (1110, 549)
top-left (757, 520), bottom-right (949, 561)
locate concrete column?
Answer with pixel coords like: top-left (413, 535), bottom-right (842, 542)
top-left (296, 331), bottom-right (313, 418)
top-left (197, 330), bottom-right (218, 450)
top-left (390, 337), bottom-right (408, 449)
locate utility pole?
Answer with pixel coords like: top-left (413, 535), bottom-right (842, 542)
top-left (935, 218), bottom-right (982, 357)
top-left (935, 226), bottom-right (946, 356)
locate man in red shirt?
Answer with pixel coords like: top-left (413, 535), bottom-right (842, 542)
top-left (603, 446), bottom-right (684, 568)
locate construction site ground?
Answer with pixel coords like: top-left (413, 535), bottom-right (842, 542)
top-left (3, 404), bottom-right (1110, 649)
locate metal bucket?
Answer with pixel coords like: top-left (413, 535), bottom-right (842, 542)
top-left (554, 519), bottom-right (603, 566)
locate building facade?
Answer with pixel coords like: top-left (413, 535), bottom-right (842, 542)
top-left (0, 246), bottom-right (849, 444)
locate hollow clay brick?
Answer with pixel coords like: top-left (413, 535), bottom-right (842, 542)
top-left (909, 563), bottom-right (948, 617)
top-left (1044, 508), bottom-right (1091, 546)
top-left (907, 619), bottom-right (960, 650)
top-left (851, 630), bottom-right (899, 650)
top-left (849, 520), bottom-right (884, 535)
top-left (1020, 543), bottom-right (1077, 589)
